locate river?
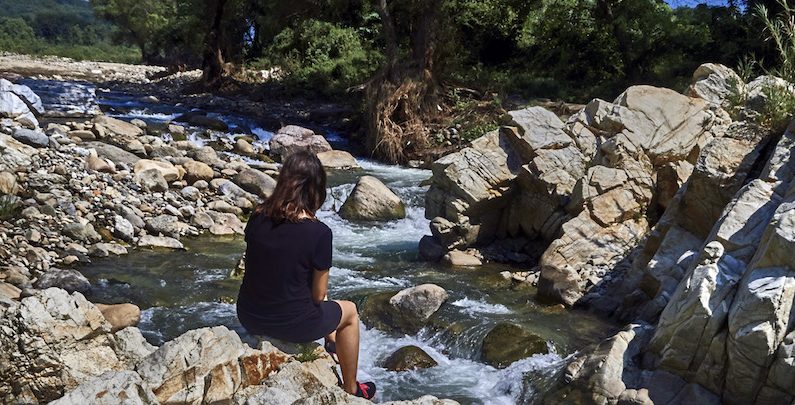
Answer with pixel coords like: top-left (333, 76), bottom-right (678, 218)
top-left (25, 78), bottom-right (615, 404)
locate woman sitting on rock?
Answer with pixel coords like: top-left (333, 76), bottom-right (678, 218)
top-left (236, 150), bottom-right (376, 400)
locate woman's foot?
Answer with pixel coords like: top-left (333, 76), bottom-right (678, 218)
top-left (354, 381), bottom-right (376, 400)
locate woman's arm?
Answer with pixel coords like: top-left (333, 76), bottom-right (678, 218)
top-left (311, 269), bottom-right (330, 304)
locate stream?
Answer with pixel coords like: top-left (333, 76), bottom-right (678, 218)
top-left (26, 79), bottom-right (616, 404)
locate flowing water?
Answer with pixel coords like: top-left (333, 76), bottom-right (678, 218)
top-left (27, 79), bottom-right (616, 404)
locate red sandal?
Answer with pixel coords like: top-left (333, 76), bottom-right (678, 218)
top-left (355, 381), bottom-right (377, 400)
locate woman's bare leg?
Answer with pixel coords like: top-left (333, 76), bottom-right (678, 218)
top-left (333, 300), bottom-right (360, 394)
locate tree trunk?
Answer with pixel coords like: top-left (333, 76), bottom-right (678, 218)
top-left (363, 0), bottom-right (443, 164)
top-left (201, 0), bottom-right (228, 87)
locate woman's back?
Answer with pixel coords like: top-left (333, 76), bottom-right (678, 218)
top-left (237, 214), bottom-right (332, 329)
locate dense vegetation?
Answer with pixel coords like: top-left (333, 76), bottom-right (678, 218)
top-left (0, 0), bottom-right (791, 162)
top-left (0, 0), bottom-right (139, 63)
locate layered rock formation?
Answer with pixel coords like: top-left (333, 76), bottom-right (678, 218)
top-left (529, 66), bottom-right (795, 404)
top-left (0, 287), bottom-right (456, 405)
top-left (423, 84), bottom-right (725, 305)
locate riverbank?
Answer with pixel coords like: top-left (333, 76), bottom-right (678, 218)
top-left (0, 67), bottom-right (616, 403)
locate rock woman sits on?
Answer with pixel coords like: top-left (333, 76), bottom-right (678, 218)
top-left (236, 150), bottom-right (376, 400)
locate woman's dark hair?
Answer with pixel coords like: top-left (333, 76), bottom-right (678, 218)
top-left (254, 150), bottom-right (327, 222)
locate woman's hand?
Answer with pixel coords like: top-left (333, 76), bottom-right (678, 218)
top-left (311, 269), bottom-right (330, 304)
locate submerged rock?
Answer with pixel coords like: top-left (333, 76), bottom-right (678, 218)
top-left (383, 346), bottom-right (438, 371)
top-left (339, 175), bottom-right (406, 221)
top-left (481, 323), bottom-right (548, 368)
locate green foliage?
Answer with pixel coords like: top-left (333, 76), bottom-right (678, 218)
top-left (253, 19), bottom-right (382, 95)
top-left (0, 195), bottom-right (20, 222)
top-left (760, 83), bottom-right (795, 133)
top-left (293, 343), bottom-right (321, 363)
top-left (746, 0), bottom-right (795, 133)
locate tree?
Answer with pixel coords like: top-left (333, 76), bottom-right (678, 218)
top-left (364, 0), bottom-right (444, 163)
top-left (90, 0), bottom-right (176, 63)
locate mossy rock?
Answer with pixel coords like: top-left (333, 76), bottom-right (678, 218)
top-left (481, 323), bottom-right (548, 368)
top-left (359, 291), bottom-right (423, 334)
top-left (382, 345), bottom-right (438, 371)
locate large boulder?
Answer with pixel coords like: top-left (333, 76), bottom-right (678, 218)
top-left (480, 323), bottom-right (549, 368)
top-left (339, 176), bottom-right (406, 221)
top-left (0, 288), bottom-right (154, 403)
top-left (135, 326), bottom-right (290, 404)
top-left (233, 167), bottom-right (276, 198)
top-left (0, 79), bottom-right (40, 126)
top-left (688, 63), bottom-right (745, 107)
top-left (746, 75), bottom-right (794, 112)
top-left (389, 284), bottom-right (449, 322)
top-left (269, 125), bottom-right (332, 160)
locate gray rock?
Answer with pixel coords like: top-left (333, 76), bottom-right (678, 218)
top-left (269, 125), bottom-right (332, 160)
top-left (113, 215), bottom-right (135, 242)
top-left (49, 370), bottom-right (158, 405)
top-left (688, 63), bottom-right (745, 107)
top-left (382, 346), bottom-right (437, 372)
top-left (180, 186), bottom-right (201, 201)
top-left (389, 284), bottom-right (448, 322)
top-left (12, 128), bottom-right (48, 148)
top-left (84, 142), bottom-right (141, 167)
top-left (339, 176), bottom-right (406, 221)
top-left (145, 215), bottom-right (191, 238)
top-left (233, 167), bottom-right (276, 198)
top-left (34, 268), bottom-right (91, 294)
top-left (134, 168), bottom-right (168, 192)
top-left (62, 222), bottom-right (101, 243)
top-left (481, 323), bottom-right (549, 368)
top-left (0, 134), bottom-right (36, 172)
top-left (137, 235), bottom-right (184, 250)
top-left (116, 205), bottom-right (145, 229)
top-left (418, 235), bottom-right (445, 261)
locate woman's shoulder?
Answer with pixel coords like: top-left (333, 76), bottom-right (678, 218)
top-left (305, 218), bottom-right (331, 235)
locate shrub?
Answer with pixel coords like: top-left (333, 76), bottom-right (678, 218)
top-left (253, 19), bottom-right (382, 96)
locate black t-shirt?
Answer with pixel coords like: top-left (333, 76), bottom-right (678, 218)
top-left (236, 214), bottom-right (333, 328)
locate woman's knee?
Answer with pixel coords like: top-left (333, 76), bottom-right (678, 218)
top-left (336, 300), bottom-right (358, 323)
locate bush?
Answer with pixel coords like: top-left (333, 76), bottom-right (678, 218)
top-left (253, 19), bottom-right (382, 96)
top-left (752, 0), bottom-right (795, 132)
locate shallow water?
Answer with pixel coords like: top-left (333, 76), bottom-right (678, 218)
top-left (26, 78), bottom-right (617, 404)
top-left (82, 160), bottom-right (613, 404)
